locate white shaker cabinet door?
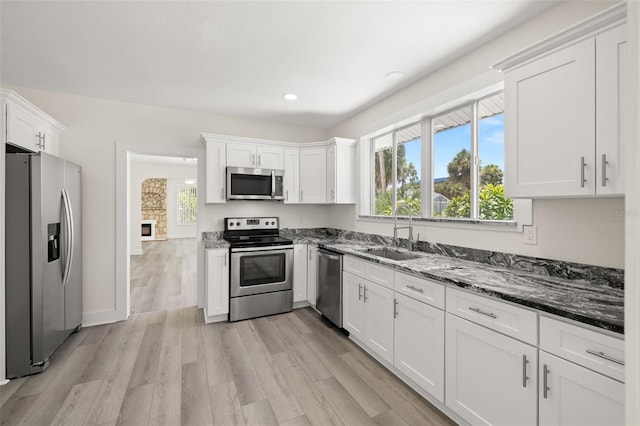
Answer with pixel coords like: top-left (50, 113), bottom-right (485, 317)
top-left (595, 24), bottom-right (627, 196)
top-left (206, 249), bottom-right (229, 317)
top-left (342, 271), bottom-right (366, 342)
top-left (293, 244), bottom-right (308, 303)
top-left (205, 141), bottom-right (226, 203)
top-left (539, 351), bottom-right (624, 426)
top-left (364, 280), bottom-right (394, 365)
top-left (283, 148), bottom-right (300, 204)
top-left (504, 37), bottom-right (595, 198)
top-left (299, 147), bottom-right (327, 204)
top-left (394, 293), bottom-right (444, 402)
top-left (445, 313), bottom-right (537, 426)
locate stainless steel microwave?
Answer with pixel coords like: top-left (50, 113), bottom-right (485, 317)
top-left (226, 167), bottom-right (285, 200)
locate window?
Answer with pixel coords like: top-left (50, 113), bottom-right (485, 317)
top-left (368, 91), bottom-right (514, 222)
top-left (177, 183), bottom-right (197, 225)
top-left (372, 122), bottom-right (421, 216)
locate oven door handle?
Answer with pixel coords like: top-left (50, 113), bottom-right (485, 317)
top-left (231, 245), bottom-right (294, 253)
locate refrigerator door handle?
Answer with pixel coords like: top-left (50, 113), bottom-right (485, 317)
top-left (62, 189), bottom-right (74, 287)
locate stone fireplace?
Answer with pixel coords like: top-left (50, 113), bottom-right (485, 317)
top-left (141, 178), bottom-right (167, 240)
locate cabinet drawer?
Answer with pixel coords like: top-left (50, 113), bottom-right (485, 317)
top-left (540, 316), bottom-right (624, 382)
top-left (395, 271), bottom-right (445, 310)
top-left (343, 256), bottom-right (394, 290)
top-left (446, 287), bottom-right (538, 345)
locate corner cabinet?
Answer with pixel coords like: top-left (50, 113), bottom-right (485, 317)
top-left (204, 248), bottom-right (229, 323)
top-left (2, 89), bottom-right (63, 155)
top-left (496, 9), bottom-right (627, 198)
top-left (299, 147), bottom-right (327, 204)
top-left (283, 148), bottom-right (300, 204)
top-left (326, 138), bottom-right (357, 204)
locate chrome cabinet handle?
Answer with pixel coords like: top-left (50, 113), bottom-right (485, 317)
top-left (601, 154), bottom-right (608, 187)
top-left (251, 153), bottom-right (256, 165)
top-left (308, 250), bottom-right (312, 261)
top-left (522, 355), bottom-right (529, 388)
top-left (363, 286), bottom-right (368, 303)
top-left (258, 154), bottom-right (261, 166)
top-left (224, 252), bottom-right (227, 266)
top-left (358, 284), bottom-right (362, 301)
top-left (42, 133), bottom-right (46, 150)
top-left (468, 306), bottom-right (497, 319)
top-left (543, 364), bottom-right (550, 399)
top-left (580, 156), bottom-right (587, 187)
top-left (407, 285), bottom-right (424, 293)
top-left (586, 349), bottom-right (624, 366)
top-left (286, 190), bottom-right (289, 201)
top-left (394, 298), bottom-right (399, 318)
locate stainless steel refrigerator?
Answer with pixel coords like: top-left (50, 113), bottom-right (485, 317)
top-left (5, 151), bottom-right (82, 378)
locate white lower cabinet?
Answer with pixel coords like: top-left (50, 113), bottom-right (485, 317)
top-left (306, 245), bottom-right (318, 307)
top-left (394, 293), bottom-right (444, 402)
top-left (445, 313), bottom-right (538, 426)
top-left (539, 351), bottom-right (624, 426)
top-left (343, 271), bottom-right (366, 341)
top-left (205, 248), bottom-right (229, 320)
top-left (293, 244), bottom-right (308, 303)
top-left (343, 271), bottom-right (394, 364)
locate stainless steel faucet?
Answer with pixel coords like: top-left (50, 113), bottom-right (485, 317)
top-left (393, 205), bottom-right (419, 251)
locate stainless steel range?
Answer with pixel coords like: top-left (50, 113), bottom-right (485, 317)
top-left (223, 217), bottom-right (293, 322)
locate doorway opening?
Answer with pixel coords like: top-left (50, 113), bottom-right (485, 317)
top-left (129, 154), bottom-right (198, 315)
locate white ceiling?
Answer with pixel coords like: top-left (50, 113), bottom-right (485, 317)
top-left (0, 1), bottom-right (557, 128)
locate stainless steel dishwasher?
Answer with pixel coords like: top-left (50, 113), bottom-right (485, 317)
top-left (317, 248), bottom-right (343, 328)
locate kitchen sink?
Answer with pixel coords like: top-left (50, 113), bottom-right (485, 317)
top-left (357, 247), bottom-right (423, 261)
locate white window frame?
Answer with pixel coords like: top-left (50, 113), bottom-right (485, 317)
top-left (361, 89), bottom-right (532, 231)
top-left (176, 183), bottom-right (197, 225)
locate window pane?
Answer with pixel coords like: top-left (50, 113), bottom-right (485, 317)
top-left (478, 93), bottom-right (513, 220)
top-left (177, 184), bottom-right (197, 224)
top-left (373, 133), bottom-right (393, 216)
top-left (433, 106), bottom-right (471, 218)
top-left (396, 123), bottom-right (421, 216)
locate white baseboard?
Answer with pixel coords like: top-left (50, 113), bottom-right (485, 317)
top-left (203, 307), bottom-right (228, 324)
top-left (82, 309), bottom-right (124, 327)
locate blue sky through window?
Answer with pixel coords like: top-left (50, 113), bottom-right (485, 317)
top-left (402, 113), bottom-right (505, 179)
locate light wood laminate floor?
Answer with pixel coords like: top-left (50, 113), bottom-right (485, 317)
top-left (130, 238), bottom-right (197, 315)
top-left (0, 307), bottom-right (455, 426)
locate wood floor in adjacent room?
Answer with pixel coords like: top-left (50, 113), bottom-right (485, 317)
top-left (0, 306), bottom-right (455, 426)
top-left (130, 238), bottom-right (197, 315)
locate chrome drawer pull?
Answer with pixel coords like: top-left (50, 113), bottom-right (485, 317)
top-left (468, 306), bottom-right (497, 319)
top-left (586, 349), bottom-right (625, 366)
top-left (393, 298), bottom-right (398, 318)
top-left (580, 156), bottom-right (587, 187)
top-left (406, 285), bottom-right (424, 293)
top-left (358, 283), bottom-right (362, 301)
top-left (602, 154), bottom-right (608, 187)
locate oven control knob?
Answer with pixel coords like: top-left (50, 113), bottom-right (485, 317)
top-left (236, 221), bottom-right (241, 226)
top-left (271, 221), bottom-right (275, 225)
top-left (229, 222), bottom-right (234, 227)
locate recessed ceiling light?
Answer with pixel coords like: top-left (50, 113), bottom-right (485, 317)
top-left (385, 71), bottom-right (405, 80)
top-left (283, 93), bottom-right (298, 101)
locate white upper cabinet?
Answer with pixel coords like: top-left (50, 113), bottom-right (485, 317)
top-left (496, 7), bottom-right (627, 198)
top-left (2, 89), bottom-right (63, 155)
top-left (595, 24), bottom-right (627, 195)
top-left (299, 147), bottom-right (327, 204)
top-left (283, 148), bottom-right (300, 204)
top-left (204, 139), bottom-right (226, 203)
top-left (326, 138), bottom-right (357, 204)
top-left (227, 142), bottom-right (284, 169)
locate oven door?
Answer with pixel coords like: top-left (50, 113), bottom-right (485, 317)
top-left (230, 246), bottom-right (293, 297)
top-left (227, 167), bottom-right (284, 200)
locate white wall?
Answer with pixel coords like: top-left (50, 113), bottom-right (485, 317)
top-left (327, 0), bottom-right (625, 269)
top-left (130, 161), bottom-right (198, 254)
top-left (1, 86), bottom-right (328, 325)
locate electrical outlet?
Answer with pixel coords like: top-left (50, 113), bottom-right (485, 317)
top-left (523, 225), bottom-right (537, 245)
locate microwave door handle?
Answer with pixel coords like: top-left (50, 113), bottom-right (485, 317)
top-left (271, 170), bottom-right (275, 197)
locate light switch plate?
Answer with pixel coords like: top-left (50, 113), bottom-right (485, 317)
top-left (523, 225), bottom-right (537, 245)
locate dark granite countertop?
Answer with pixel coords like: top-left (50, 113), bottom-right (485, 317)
top-left (319, 241), bottom-right (623, 335)
top-left (204, 228), bottom-right (624, 334)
